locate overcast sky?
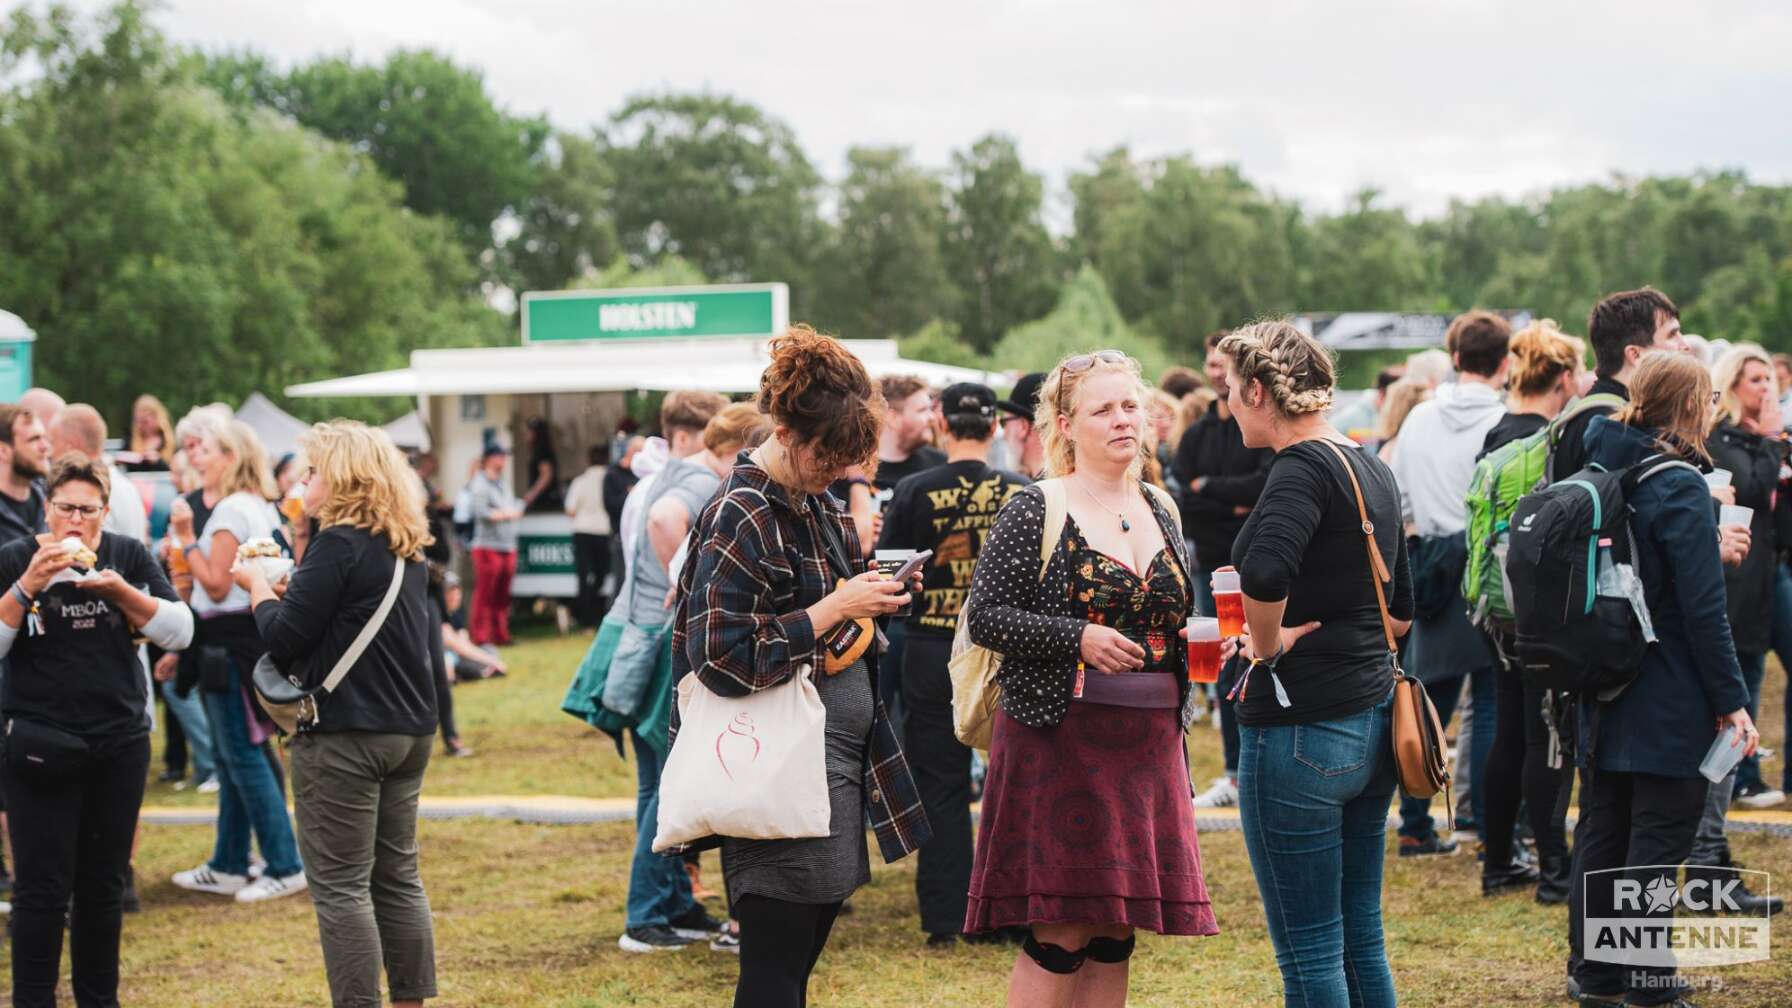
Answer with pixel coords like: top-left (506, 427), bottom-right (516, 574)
top-left (99, 0), bottom-right (1792, 219)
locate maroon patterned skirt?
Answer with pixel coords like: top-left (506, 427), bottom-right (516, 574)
top-left (964, 700), bottom-right (1219, 936)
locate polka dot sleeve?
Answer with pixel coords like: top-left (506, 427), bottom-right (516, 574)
top-left (965, 487), bottom-right (1086, 661)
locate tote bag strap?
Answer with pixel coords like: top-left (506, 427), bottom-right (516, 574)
top-left (1315, 440), bottom-right (1399, 660)
top-left (321, 555), bottom-right (406, 694)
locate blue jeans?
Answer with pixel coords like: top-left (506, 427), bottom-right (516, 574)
top-left (1771, 564), bottom-right (1792, 791)
top-left (1731, 652), bottom-right (1767, 794)
top-left (162, 680), bottom-right (215, 783)
top-left (1239, 691), bottom-right (1399, 1008)
top-left (203, 666), bottom-right (302, 878)
top-left (1397, 665), bottom-right (1494, 841)
top-left (626, 730), bottom-right (695, 929)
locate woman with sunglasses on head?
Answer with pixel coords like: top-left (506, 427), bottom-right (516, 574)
top-left (0, 454), bottom-right (193, 1007)
top-left (1567, 351), bottom-right (1757, 1008)
top-left (963, 349), bottom-right (1217, 1008)
top-left (1219, 321), bottom-right (1410, 1008)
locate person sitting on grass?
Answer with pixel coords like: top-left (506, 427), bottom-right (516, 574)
top-left (439, 572), bottom-right (506, 681)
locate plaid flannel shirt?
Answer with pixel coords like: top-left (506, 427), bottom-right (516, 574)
top-left (667, 457), bottom-right (931, 864)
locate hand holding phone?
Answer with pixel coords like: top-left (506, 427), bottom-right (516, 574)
top-left (890, 549), bottom-right (933, 583)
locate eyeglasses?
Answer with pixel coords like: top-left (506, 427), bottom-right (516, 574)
top-left (50, 501), bottom-right (104, 519)
top-left (1062, 350), bottom-right (1129, 374)
top-left (1711, 392), bottom-right (1723, 406)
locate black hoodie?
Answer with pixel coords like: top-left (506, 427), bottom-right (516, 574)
top-left (1171, 402), bottom-right (1272, 571)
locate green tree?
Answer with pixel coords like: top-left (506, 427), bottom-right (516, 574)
top-left (602, 92), bottom-right (824, 313)
top-left (1298, 189), bottom-right (1436, 312)
top-left (990, 266), bottom-right (1170, 377)
top-left (200, 47), bottom-right (550, 250)
top-left (0, 2), bottom-right (503, 428)
top-left (813, 146), bottom-right (953, 340)
top-left (499, 131), bottom-right (619, 294)
top-left (1068, 147), bottom-right (1147, 272)
top-left (941, 134), bottom-right (1061, 353)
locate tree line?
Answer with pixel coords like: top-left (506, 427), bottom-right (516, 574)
top-left (5, 2), bottom-right (1792, 429)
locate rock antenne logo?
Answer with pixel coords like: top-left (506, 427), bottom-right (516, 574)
top-left (1643, 875), bottom-right (1678, 913)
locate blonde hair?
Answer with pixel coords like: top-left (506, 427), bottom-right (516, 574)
top-left (1377, 379), bottom-right (1431, 443)
top-left (130, 395), bottom-right (175, 464)
top-left (1036, 351), bottom-right (1150, 478)
top-left (1217, 320), bottom-right (1336, 417)
top-left (1173, 389), bottom-right (1214, 446)
top-left (703, 401), bottom-right (772, 457)
top-left (301, 420), bottom-right (432, 559)
top-left (205, 420), bottom-right (277, 500)
top-left (1614, 351), bottom-right (1714, 463)
top-left (1509, 320), bottom-right (1586, 398)
top-left (1712, 344), bottom-right (1775, 427)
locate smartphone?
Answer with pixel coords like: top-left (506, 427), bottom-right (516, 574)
top-left (891, 549), bottom-right (933, 582)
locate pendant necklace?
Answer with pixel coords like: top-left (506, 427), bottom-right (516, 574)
top-left (1075, 474), bottom-right (1132, 532)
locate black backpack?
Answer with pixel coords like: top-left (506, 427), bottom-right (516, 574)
top-left (1503, 455), bottom-right (1695, 697)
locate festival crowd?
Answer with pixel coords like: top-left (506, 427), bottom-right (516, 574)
top-left (0, 284), bottom-right (1785, 1008)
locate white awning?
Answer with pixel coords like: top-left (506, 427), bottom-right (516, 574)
top-left (234, 392), bottom-right (310, 459)
top-left (285, 337), bottom-right (999, 399)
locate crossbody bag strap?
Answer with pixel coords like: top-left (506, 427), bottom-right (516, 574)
top-left (321, 554), bottom-right (407, 694)
top-left (1316, 440), bottom-right (1398, 658)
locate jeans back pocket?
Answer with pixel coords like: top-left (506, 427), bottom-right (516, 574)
top-left (1292, 708), bottom-right (1374, 777)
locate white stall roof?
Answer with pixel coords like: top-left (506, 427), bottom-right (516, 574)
top-left (286, 337), bottom-right (999, 399)
top-left (235, 392), bottom-right (310, 458)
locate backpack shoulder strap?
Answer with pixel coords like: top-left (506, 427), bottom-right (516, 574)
top-left (1547, 393), bottom-right (1625, 449)
top-left (1035, 478), bottom-right (1069, 582)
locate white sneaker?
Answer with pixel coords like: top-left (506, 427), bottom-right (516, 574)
top-left (235, 871), bottom-right (308, 903)
top-left (1735, 786), bottom-right (1787, 810)
top-left (248, 859), bottom-right (267, 880)
top-left (1193, 776), bottom-right (1239, 809)
top-left (172, 864), bottom-right (248, 896)
top-left (196, 776), bottom-right (220, 794)
top-left (0, 899), bottom-right (10, 914)
top-left (1210, 706), bottom-right (1222, 730)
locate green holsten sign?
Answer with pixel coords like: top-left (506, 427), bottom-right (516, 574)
top-left (521, 283), bottom-right (789, 343)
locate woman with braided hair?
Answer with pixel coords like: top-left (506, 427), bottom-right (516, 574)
top-left (1219, 320), bottom-right (1412, 1007)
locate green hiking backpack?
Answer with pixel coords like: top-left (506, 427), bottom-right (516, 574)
top-left (1462, 393), bottom-right (1624, 629)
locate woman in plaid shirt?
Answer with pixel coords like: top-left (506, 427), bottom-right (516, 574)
top-left (673, 326), bottom-right (930, 1008)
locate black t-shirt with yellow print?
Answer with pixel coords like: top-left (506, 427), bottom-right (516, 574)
top-left (877, 459), bottom-right (1026, 638)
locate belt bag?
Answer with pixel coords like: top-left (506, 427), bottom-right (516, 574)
top-left (253, 556), bottom-right (406, 734)
top-left (1317, 440), bottom-right (1452, 805)
top-left (4, 716), bottom-right (91, 778)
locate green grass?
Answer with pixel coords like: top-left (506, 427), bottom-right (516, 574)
top-left (104, 628), bottom-right (1792, 1005)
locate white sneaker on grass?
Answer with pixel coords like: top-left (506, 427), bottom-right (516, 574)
top-left (196, 776), bottom-right (220, 795)
top-left (1193, 776), bottom-right (1239, 809)
top-left (172, 864), bottom-right (248, 896)
top-left (236, 871), bottom-right (308, 903)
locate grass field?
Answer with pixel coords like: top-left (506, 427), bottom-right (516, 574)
top-left (67, 626), bottom-right (1792, 1004)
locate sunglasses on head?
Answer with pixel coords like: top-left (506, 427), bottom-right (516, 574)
top-left (1062, 350), bottom-right (1129, 374)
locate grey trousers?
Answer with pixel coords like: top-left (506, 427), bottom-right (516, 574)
top-left (1688, 768), bottom-right (1735, 867)
top-left (291, 731), bottom-right (438, 1007)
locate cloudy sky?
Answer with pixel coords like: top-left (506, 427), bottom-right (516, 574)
top-left (98, 0), bottom-right (1792, 219)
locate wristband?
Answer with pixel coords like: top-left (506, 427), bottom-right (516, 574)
top-left (181, 541), bottom-right (201, 553)
top-left (10, 582), bottom-right (32, 608)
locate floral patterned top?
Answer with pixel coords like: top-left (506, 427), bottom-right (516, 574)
top-left (1066, 516), bottom-right (1190, 676)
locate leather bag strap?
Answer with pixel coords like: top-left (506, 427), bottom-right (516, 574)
top-left (1316, 440), bottom-right (1399, 660)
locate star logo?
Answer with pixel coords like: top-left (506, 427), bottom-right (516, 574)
top-left (1644, 875), bottom-right (1678, 913)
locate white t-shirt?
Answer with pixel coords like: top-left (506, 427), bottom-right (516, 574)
top-left (190, 491), bottom-right (278, 617)
top-left (565, 465), bottom-right (611, 536)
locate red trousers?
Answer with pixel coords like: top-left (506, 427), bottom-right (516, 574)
top-left (470, 547), bottom-right (516, 646)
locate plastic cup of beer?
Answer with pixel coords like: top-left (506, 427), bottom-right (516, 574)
top-left (1705, 469), bottom-right (1733, 490)
top-left (1720, 504), bottom-right (1753, 529)
top-left (1211, 567), bottom-right (1245, 637)
top-left (1186, 617), bottom-right (1222, 684)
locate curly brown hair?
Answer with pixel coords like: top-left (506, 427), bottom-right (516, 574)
top-left (756, 325), bottom-right (885, 474)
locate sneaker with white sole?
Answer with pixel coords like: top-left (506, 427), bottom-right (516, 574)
top-left (196, 776), bottom-right (220, 795)
top-left (710, 927), bottom-right (741, 953)
top-left (1734, 784), bottom-right (1786, 809)
top-left (619, 925), bottom-right (695, 953)
top-left (235, 871), bottom-right (308, 903)
top-left (1193, 776), bottom-right (1239, 809)
top-left (172, 864), bottom-right (248, 896)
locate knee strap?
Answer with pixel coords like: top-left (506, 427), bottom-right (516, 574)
top-left (1085, 934), bottom-right (1136, 963)
top-left (1022, 935), bottom-right (1087, 974)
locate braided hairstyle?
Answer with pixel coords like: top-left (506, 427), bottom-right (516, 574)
top-left (1217, 320), bottom-right (1336, 417)
top-left (756, 324), bottom-right (885, 475)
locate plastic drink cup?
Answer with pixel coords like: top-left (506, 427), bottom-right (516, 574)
top-left (280, 494), bottom-right (305, 525)
top-left (167, 536), bottom-right (187, 575)
top-left (1186, 617), bottom-right (1222, 684)
top-left (1705, 469), bottom-right (1733, 490)
top-left (1700, 724), bottom-right (1747, 783)
top-left (1211, 567), bottom-right (1245, 637)
top-left (1720, 504), bottom-right (1754, 529)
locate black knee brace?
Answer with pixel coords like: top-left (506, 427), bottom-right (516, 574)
top-left (1022, 934), bottom-right (1087, 974)
top-left (1085, 934), bottom-right (1136, 963)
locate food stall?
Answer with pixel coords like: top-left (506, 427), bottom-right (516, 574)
top-left (286, 282), bottom-right (999, 599)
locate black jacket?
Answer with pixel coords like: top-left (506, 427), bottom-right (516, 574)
top-left (1548, 376), bottom-right (1627, 483)
top-left (1708, 422), bottom-right (1788, 655)
top-left (1171, 403), bottom-right (1272, 571)
top-left (254, 526), bottom-right (437, 736)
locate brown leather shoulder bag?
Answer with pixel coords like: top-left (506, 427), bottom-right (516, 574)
top-left (1317, 440), bottom-right (1453, 805)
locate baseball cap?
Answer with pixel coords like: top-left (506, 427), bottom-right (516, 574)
top-left (482, 444), bottom-right (512, 459)
top-left (939, 382), bottom-right (997, 419)
top-left (998, 373), bottom-right (1047, 421)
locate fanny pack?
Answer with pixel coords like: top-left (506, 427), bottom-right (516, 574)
top-left (4, 716), bottom-right (91, 778)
